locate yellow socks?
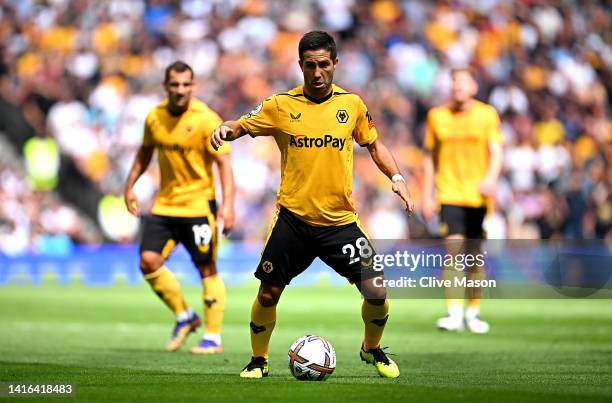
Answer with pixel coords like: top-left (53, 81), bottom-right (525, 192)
top-left (144, 266), bottom-right (188, 316)
top-left (250, 299), bottom-right (277, 359)
top-left (444, 271), bottom-right (485, 318)
top-left (362, 299), bottom-right (389, 350)
top-left (202, 274), bottom-right (226, 336)
top-left (466, 275), bottom-right (482, 319)
top-left (442, 263), bottom-right (466, 316)
top-left (466, 268), bottom-right (486, 318)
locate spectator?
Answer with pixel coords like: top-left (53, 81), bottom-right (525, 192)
top-left (0, 0), bottom-right (609, 244)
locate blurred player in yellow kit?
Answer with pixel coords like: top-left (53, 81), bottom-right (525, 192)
top-left (422, 68), bottom-right (503, 333)
top-left (211, 31), bottom-right (414, 379)
top-left (123, 61), bottom-right (235, 353)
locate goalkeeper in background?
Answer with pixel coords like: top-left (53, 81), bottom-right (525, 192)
top-left (422, 67), bottom-right (503, 333)
top-left (123, 61), bottom-right (235, 354)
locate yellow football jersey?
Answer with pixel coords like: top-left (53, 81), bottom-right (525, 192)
top-left (425, 100), bottom-right (503, 207)
top-left (143, 98), bottom-right (230, 217)
top-left (239, 84), bottom-right (378, 226)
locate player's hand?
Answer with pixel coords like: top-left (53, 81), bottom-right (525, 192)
top-left (211, 125), bottom-right (233, 151)
top-left (479, 176), bottom-right (497, 197)
top-left (124, 188), bottom-right (139, 217)
top-left (217, 202), bottom-right (235, 236)
top-left (392, 181), bottom-right (415, 216)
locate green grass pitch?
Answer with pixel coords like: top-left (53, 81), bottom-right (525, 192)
top-left (1, 283), bottom-right (611, 402)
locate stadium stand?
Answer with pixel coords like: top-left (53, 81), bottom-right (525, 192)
top-left (0, 0), bottom-right (609, 253)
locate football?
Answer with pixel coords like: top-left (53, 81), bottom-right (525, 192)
top-left (288, 335), bottom-right (336, 381)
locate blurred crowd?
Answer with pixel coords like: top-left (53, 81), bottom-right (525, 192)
top-left (0, 0), bottom-right (610, 253)
top-left (0, 136), bottom-right (100, 256)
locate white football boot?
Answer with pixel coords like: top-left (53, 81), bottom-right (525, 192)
top-left (437, 304), bottom-right (464, 331)
top-left (436, 314), bottom-right (465, 331)
top-left (465, 308), bottom-right (490, 334)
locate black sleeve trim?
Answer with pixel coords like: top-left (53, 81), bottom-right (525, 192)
top-left (277, 93), bottom-right (303, 98)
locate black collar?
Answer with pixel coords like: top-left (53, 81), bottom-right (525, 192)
top-left (303, 90), bottom-right (333, 104)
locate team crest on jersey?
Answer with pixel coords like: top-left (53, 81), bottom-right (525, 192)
top-left (336, 109), bottom-right (349, 123)
top-left (244, 102), bottom-right (263, 119)
top-left (290, 112), bottom-right (302, 123)
top-left (262, 261), bottom-right (274, 273)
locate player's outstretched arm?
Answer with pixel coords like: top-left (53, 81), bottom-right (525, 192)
top-left (213, 152), bottom-right (236, 235)
top-left (123, 145), bottom-right (154, 216)
top-left (366, 139), bottom-right (414, 215)
top-left (211, 120), bottom-right (247, 150)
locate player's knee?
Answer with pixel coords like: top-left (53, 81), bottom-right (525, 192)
top-left (140, 251), bottom-right (165, 275)
top-left (357, 277), bottom-right (387, 301)
top-left (197, 261), bottom-right (217, 278)
top-left (363, 285), bottom-right (387, 303)
top-left (444, 236), bottom-right (466, 255)
top-left (257, 291), bottom-right (280, 307)
top-left (257, 284), bottom-right (283, 307)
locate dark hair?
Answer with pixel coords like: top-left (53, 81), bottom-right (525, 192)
top-left (298, 31), bottom-right (337, 61)
top-left (451, 67), bottom-right (476, 79)
top-left (164, 61), bottom-right (194, 83)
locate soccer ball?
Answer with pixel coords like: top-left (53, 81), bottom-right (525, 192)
top-left (288, 335), bottom-right (336, 381)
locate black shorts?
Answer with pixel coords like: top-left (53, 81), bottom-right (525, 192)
top-left (440, 204), bottom-right (486, 239)
top-left (255, 207), bottom-right (377, 286)
top-left (140, 201), bottom-right (218, 265)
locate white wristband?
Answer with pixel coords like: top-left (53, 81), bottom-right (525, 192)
top-left (391, 174), bottom-right (405, 183)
